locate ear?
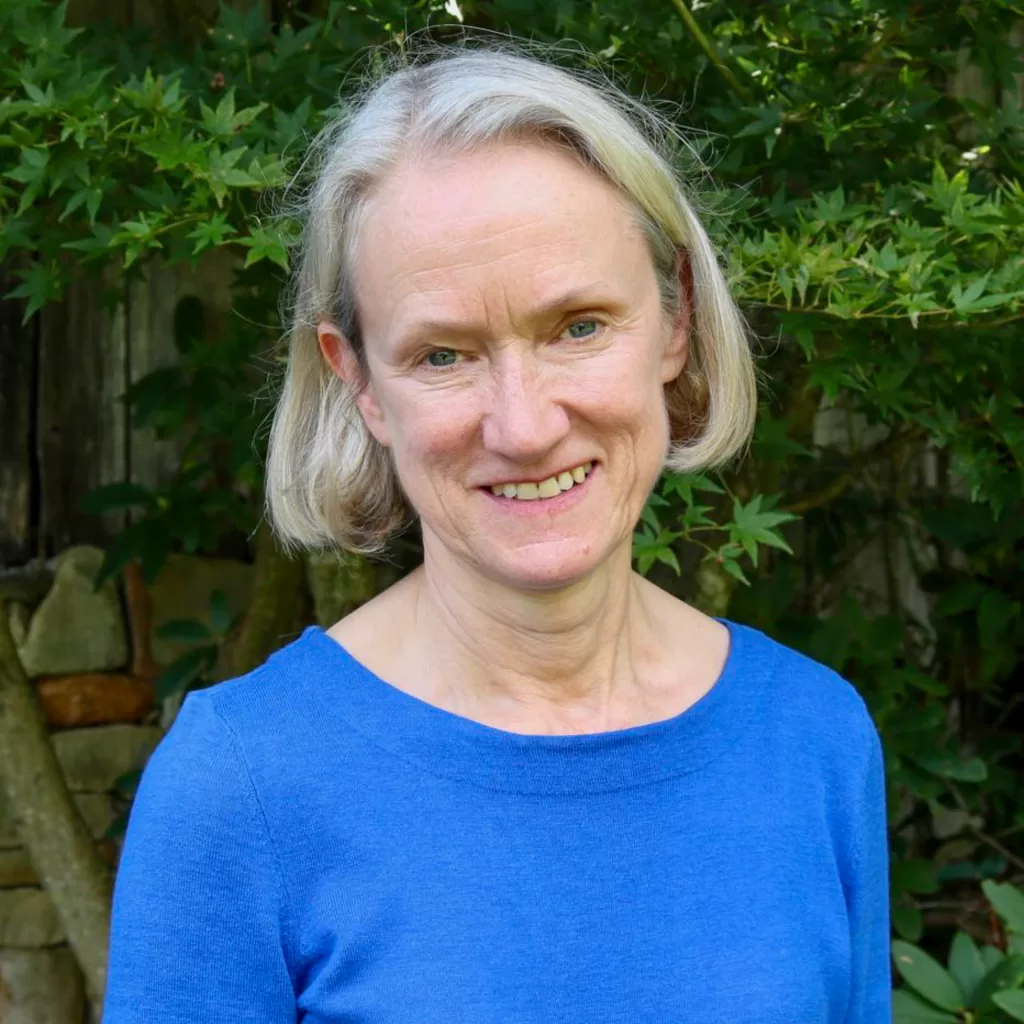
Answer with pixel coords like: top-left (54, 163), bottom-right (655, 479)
top-left (661, 251), bottom-right (692, 384)
top-left (316, 321), bottom-right (392, 447)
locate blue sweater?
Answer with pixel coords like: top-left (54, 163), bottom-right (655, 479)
top-left (100, 619), bottom-right (892, 1023)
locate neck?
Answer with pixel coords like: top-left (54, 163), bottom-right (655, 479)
top-left (406, 537), bottom-right (660, 729)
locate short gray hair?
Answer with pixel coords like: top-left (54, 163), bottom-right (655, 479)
top-left (265, 40), bottom-right (757, 555)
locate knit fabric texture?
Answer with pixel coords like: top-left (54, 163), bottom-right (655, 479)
top-left (100, 618), bottom-right (892, 1023)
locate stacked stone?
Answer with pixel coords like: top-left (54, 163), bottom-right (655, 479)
top-left (0, 546), bottom-right (252, 1024)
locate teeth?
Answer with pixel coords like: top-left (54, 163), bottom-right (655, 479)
top-left (491, 463), bottom-right (593, 501)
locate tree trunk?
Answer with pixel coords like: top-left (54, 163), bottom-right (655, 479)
top-left (692, 558), bottom-right (736, 618)
top-left (230, 517), bottom-right (307, 677)
top-left (0, 597), bottom-right (113, 1019)
top-left (305, 549), bottom-right (378, 628)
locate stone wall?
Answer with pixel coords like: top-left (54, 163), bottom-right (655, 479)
top-left (0, 545), bottom-right (252, 1023)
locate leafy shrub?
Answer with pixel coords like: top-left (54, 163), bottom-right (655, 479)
top-left (2, 0), bottom-right (1022, 997)
top-left (893, 880), bottom-right (1024, 1022)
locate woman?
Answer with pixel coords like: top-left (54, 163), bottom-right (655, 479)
top-left (101, 44), bottom-right (891, 1023)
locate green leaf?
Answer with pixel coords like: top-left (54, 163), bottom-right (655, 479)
top-left (200, 90), bottom-right (236, 137)
top-left (972, 954), bottom-right (1024, 1013)
top-left (948, 932), bottom-right (987, 1007)
top-left (154, 619), bottom-right (212, 643)
top-left (4, 260), bottom-right (64, 322)
top-left (892, 904), bottom-right (924, 942)
top-left (154, 646), bottom-right (217, 702)
top-left (776, 265), bottom-right (793, 306)
top-left (79, 482), bottom-right (155, 514)
top-left (680, 503), bottom-right (716, 530)
top-left (718, 551), bottom-right (749, 585)
top-left (22, 79), bottom-right (51, 106)
top-left (892, 859), bottom-right (939, 895)
top-left (209, 588), bottom-right (232, 635)
top-left (220, 167), bottom-right (261, 188)
top-left (891, 989), bottom-right (957, 1023)
top-left (58, 187), bottom-right (93, 222)
top-left (993, 990), bottom-right (1024, 1021)
top-left (230, 100), bottom-right (267, 131)
top-left (982, 881), bottom-right (1024, 933)
top-left (187, 214), bottom-right (236, 254)
top-left (632, 524), bottom-right (681, 577)
top-left (661, 471), bottom-right (725, 504)
top-left (729, 493), bottom-right (799, 557)
top-left (5, 145), bottom-right (49, 183)
top-left (239, 224), bottom-right (289, 270)
top-left (734, 104), bottom-right (783, 141)
top-left (91, 521), bottom-right (168, 591)
top-left (891, 940), bottom-right (965, 1013)
top-left (657, 547), bottom-right (681, 573)
top-left (951, 272), bottom-right (991, 313)
top-left (910, 754), bottom-right (988, 783)
top-left (980, 945), bottom-right (1004, 972)
top-left (933, 582), bottom-right (986, 618)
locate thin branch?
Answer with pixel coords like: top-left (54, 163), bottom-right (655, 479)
top-left (748, 298), bottom-right (1024, 330)
top-left (668, 0), bottom-right (753, 102)
top-left (947, 781), bottom-right (1024, 876)
top-left (783, 427), bottom-right (923, 515)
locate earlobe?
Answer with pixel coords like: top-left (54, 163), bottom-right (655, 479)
top-left (355, 388), bottom-right (392, 448)
top-left (316, 321), bottom-right (392, 447)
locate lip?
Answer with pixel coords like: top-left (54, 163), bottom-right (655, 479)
top-left (481, 463), bottom-right (597, 513)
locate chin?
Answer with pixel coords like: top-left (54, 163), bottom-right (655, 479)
top-left (480, 540), bottom-right (607, 592)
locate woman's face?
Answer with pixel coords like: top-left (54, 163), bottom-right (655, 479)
top-left (324, 141), bottom-right (688, 591)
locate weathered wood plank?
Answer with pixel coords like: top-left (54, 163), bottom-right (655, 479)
top-left (0, 268), bottom-right (37, 563)
top-left (37, 274), bottom-right (127, 552)
top-left (127, 253), bottom-right (239, 506)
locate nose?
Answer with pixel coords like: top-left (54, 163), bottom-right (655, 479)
top-left (480, 349), bottom-right (571, 463)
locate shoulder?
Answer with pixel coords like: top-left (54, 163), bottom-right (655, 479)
top-left (720, 622), bottom-right (887, 872)
top-left (724, 619), bottom-right (882, 767)
top-left (146, 627), bottom-right (341, 799)
top-left (193, 626), bottom-right (337, 747)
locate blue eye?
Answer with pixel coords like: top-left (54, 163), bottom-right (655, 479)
top-left (565, 320), bottom-right (599, 339)
top-left (425, 349), bottom-right (459, 368)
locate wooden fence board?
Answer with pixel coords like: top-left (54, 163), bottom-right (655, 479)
top-left (0, 269), bottom-right (36, 563)
top-left (37, 274), bottom-right (128, 552)
top-left (127, 253), bottom-right (240, 509)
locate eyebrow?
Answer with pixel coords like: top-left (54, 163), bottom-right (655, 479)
top-left (394, 286), bottom-right (620, 346)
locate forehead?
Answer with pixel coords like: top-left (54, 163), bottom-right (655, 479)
top-left (352, 141), bottom-right (653, 334)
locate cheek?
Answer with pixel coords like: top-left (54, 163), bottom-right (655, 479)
top-left (383, 387), bottom-right (480, 474)
top-left (577, 346), bottom-right (670, 433)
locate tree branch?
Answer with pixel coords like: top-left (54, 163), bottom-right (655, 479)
top-left (783, 427), bottom-right (924, 515)
top-left (0, 597), bottom-right (113, 1018)
top-left (668, 0), bottom-right (753, 102)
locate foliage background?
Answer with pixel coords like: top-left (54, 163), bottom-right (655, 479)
top-left (2, 0), bottom-right (1023, 1017)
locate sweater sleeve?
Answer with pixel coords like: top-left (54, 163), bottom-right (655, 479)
top-left (843, 711), bottom-right (893, 1024)
top-left (100, 689), bottom-right (296, 1023)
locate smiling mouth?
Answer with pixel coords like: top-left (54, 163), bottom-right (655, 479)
top-left (486, 462), bottom-right (594, 501)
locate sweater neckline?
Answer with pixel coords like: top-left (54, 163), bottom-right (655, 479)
top-left (289, 618), bottom-right (775, 795)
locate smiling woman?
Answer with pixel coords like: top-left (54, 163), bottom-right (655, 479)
top-left (99, 38), bottom-right (892, 1024)
top-left (312, 138), bottom-right (698, 591)
top-left (266, 47), bottom-right (756, 557)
